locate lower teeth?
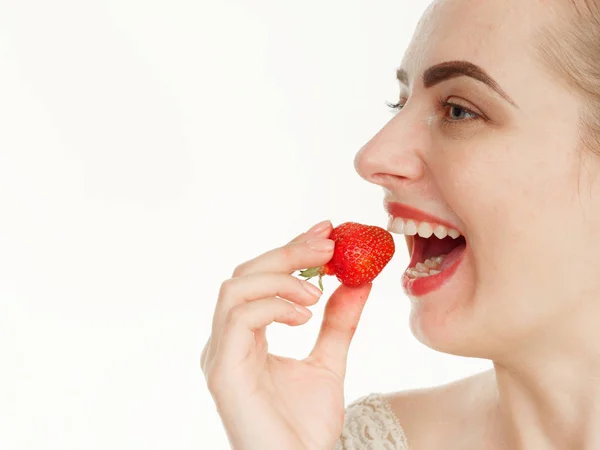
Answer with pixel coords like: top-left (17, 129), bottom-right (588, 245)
top-left (406, 254), bottom-right (445, 279)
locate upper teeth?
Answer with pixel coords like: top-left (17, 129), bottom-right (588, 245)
top-left (387, 216), bottom-right (462, 239)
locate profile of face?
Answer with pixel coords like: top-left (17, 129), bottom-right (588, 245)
top-left (354, 0), bottom-right (600, 360)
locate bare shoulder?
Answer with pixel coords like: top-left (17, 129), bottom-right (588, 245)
top-left (380, 369), bottom-right (496, 449)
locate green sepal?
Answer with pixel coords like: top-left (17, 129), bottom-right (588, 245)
top-left (298, 267), bottom-right (321, 279)
top-left (298, 267), bottom-right (324, 292)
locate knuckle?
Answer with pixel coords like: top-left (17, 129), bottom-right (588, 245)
top-left (205, 366), bottom-right (224, 393)
top-left (322, 319), bottom-right (352, 338)
top-left (218, 278), bottom-right (237, 298)
top-left (204, 351), bottom-right (229, 393)
top-left (280, 243), bottom-right (297, 260)
top-left (200, 339), bottom-right (211, 372)
top-left (226, 303), bottom-right (246, 326)
top-left (232, 262), bottom-right (249, 278)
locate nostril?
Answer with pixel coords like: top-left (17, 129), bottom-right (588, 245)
top-left (370, 173), bottom-right (388, 184)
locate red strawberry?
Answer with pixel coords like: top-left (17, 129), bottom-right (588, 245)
top-left (299, 222), bottom-right (395, 290)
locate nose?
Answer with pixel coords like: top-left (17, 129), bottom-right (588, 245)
top-left (354, 114), bottom-right (427, 189)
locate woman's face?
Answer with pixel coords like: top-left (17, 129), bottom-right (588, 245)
top-left (355, 0), bottom-right (600, 359)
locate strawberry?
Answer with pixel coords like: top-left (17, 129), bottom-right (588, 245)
top-left (299, 222), bottom-right (395, 290)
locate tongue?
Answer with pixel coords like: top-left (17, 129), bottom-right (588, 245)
top-left (439, 239), bottom-right (467, 271)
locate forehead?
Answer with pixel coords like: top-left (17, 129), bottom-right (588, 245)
top-left (400, 0), bottom-right (556, 84)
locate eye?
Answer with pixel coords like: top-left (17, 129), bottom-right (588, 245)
top-left (385, 97), bottom-right (484, 126)
top-left (447, 103), bottom-right (476, 120)
top-left (439, 99), bottom-right (481, 123)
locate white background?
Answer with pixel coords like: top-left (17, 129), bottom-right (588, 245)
top-left (0, 1), bottom-right (492, 448)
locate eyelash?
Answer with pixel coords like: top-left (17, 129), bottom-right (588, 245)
top-left (385, 98), bottom-right (482, 126)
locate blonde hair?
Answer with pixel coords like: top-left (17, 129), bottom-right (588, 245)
top-left (533, 0), bottom-right (600, 154)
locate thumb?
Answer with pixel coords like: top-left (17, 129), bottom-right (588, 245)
top-left (307, 282), bottom-right (372, 377)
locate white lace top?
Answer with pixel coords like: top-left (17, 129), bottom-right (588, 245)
top-left (335, 393), bottom-right (409, 450)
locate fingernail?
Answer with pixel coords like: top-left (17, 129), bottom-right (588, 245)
top-left (302, 281), bottom-right (323, 297)
top-left (307, 239), bottom-right (335, 252)
top-left (294, 304), bottom-right (312, 317)
top-left (307, 220), bottom-right (331, 235)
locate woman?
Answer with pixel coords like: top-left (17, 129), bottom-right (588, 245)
top-left (201, 0), bottom-right (600, 448)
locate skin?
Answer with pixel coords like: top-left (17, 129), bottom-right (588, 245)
top-left (202, 220), bottom-right (374, 450)
top-left (354, 0), bottom-right (600, 448)
top-left (203, 0), bottom-right (600, 448)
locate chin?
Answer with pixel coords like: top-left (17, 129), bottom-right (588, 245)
top-left (404, 245), bottom-right (492, 358)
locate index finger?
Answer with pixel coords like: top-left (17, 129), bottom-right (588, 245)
top-left (232, 220), bottom-right (333, 277)
top-left (286, 220), bottom-right (332, 245)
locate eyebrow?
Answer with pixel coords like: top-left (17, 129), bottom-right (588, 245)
top-left (396, 60), bottom-right (518, 108)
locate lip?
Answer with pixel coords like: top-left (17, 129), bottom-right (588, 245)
top-left (384, 201), bottom-right (463, 234)
top-left (385, 200), bottom-right (468, 297)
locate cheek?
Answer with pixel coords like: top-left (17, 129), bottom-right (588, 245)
top-left (428, 136), bottom-right (567, 291)
top-left (430, 136), bottom-right (581, 324)
top-left (430, 130), bottom-right (578, 241)
top-left (429, 138), bottom-right (515, 233)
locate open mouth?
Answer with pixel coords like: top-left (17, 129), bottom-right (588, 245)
top-left (385, 202), bottom-right (469, 297)
top-left (409, 234), bottom-right (467, 274)
top-left (402, 234), bottom-right (467, 296)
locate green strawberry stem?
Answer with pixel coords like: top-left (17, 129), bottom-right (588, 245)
top-left (298, 267), bottom-right (324, 291)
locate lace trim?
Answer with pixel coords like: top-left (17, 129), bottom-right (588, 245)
top-left (335, 392), bottom-right (410, 450)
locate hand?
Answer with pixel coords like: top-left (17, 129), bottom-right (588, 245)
top-left (201, 220), bottom-right (372, 450)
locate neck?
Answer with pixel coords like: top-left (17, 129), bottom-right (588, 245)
top-left (490, 313), bottom-right (600, 450)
